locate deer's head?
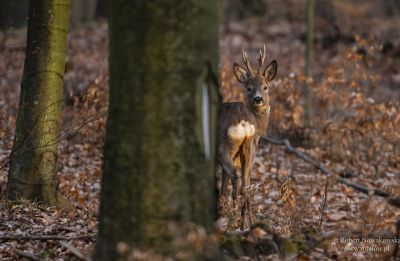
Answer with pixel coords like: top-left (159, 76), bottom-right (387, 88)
top-left (233, 45), bottom-right (277, 112)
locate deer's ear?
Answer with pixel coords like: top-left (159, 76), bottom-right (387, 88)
top-left (263, 60), bottom-right (277, 81)
top-left (233, 63), bottom-right (249, 84)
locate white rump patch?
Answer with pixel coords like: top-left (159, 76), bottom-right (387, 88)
top-left (227, 120), bottom-right (255, 141)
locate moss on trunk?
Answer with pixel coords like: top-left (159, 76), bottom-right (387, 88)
top-left (7, 0), bottom-right (71, 205)
top-left (95, 0), bottom-right (219, 259)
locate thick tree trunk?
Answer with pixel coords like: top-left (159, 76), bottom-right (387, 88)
top-left (95, 1), bottom-right (219, 259)
top-left (7, 0), bottom-right (71, 205)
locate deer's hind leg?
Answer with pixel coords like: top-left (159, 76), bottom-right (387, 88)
top-left (219, 145), bottom-right (241, 201)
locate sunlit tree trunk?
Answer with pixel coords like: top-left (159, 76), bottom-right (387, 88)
top-left (304, 0), bottom-right (315, 126)
top-left (95, 1), bottom-right (219, 259)
top-left (7, 0), bottom-right (71, 206)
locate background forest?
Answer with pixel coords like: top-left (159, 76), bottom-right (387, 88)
top-left (0, 0), bottom-right (400, 260)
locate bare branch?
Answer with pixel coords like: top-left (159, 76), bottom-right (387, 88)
top-left (0, 234), bottom-right (95, 241)
top-left (60, 241), bottom-right (91, 261)
top-left (15, 250), bottom-right (43, 261)
top-left (0, 115), bottom-right (103, 171)
top-left (225, 228), bottom-right (250, 237)
top-left (263, 136), bottom-right (400, 208)
top-left (319, 180), bottom-right (328, 226)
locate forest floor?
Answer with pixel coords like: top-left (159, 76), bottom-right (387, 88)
top-left (1, 1), bottom-right (400, 260)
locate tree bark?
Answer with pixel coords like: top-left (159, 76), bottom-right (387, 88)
top-left (95, 1), bottom-right (219, 259)
top-left (69, 0), bottom-right (96, 27)
top-left (7, 0), bottom-right (71, 205)
top-left (95, 0), bottom-right (107, 18)
top-left (304, 0), bottom-right (315, 126)
top-left (0, 0), bottom-right (29, 29)
top-left (225, 0), bottom-right (265, 21)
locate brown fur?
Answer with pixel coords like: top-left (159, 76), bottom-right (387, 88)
top-left (218, 46), bottom-right (277, 203)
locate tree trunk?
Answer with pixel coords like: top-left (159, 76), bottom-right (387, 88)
top-left (7, 0), bottom-right (71, 206)
top-left (304, 0), bottom-right (315, 126)
top-left (70, 0), bottom-right (96, 27)
top-left (0, 0), bottom-right (29, 29)
top-left (95, 1), bottom-right (219, 259)
top-left (95, 0), bottom-right (107, 18)
top-left (225, 0), bottom-right (266, 21)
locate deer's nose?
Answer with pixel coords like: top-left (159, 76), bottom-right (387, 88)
top-left (253, 96), bottom-right (263, 104)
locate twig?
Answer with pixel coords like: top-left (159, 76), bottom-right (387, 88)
top-left (15, 250), bottom-right (43, 261)
top-left (4, 42), bottom-right (26, 51)
top-left (263, 137), bottom-right (329, 174)
top-left (0, 234), bottom-right (95, 241)
top-left (60, 241), bottom-right (90, 261)
top-left (263, 137), bottom-right (396, 203)
top-left (319, 180), bottom-right (328, 227)
top-left (388, 197), bottom-right (400, 208)
top-left (320, 231), bottom-right (337, 239)
top-left (0, 115), bottom-right (102, 171)
top-left (225, 229), bottom-right (250, 237)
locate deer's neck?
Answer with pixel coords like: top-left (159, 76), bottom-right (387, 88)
top-left (250, 104), bottom-right (270, 138)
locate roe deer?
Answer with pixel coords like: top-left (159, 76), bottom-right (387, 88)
top-left (218, 45), bottom-right (277, 204)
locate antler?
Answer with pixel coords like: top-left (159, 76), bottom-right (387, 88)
top-left (257, 44), bottom-right (266, 75)
top-left (242, 48), bottom-right (255, 78)
top-left (242, 44), bottom-right (267, 77)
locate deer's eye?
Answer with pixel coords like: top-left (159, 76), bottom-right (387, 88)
top-left (247, 87), bottom-right (251, 92)
top-left (264, 85), bottom-right (269, 90)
